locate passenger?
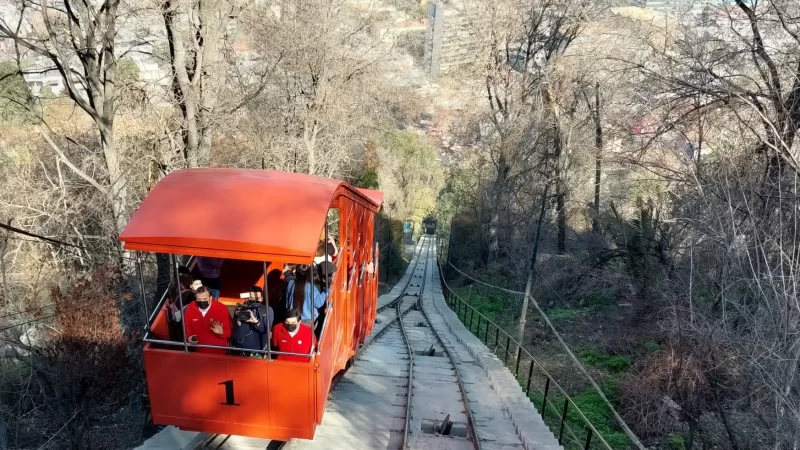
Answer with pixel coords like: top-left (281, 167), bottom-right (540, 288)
top-left (271, 308), bottom-right (315, 362)
top-left (283, 264), bottom-right (296, 282)
top-left (232, 291), bottom-right (268, 358)
top-left (194, 257), bottom-right (223, 299)
top-left (184, 286), bottom-right (231, 354)
top-left (313, 239), bottom-right (337, 293)
top-left (313, 235), bottom-right (338, 265)
top-left (249, 286), bottom-right (275, 332)
top-left (285, 265), bottom-right (327, 328)
top-left (167, 274), bottom-right (196, 342)
top-left (178, 265), bottom-right (191, 276)
top-left (190, 274), bottom-right (203, 291)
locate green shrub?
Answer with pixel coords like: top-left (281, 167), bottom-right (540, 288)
top-left (580, 349), bottom-right (630, 373)
top-left (585, 289), bottom-right (617, 309)
top-left (549, 307), bottom-right (582, 320)
top-left (642, 340), bottom-right (662, 353)
top-left (665, 433), bottom-right (686, 450)
top-left (528, 381), bottom-right (631, 450)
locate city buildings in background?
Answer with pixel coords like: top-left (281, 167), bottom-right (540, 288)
top-left (644, 0), bottom-right (713, 16)
top-left (425, 0), bottom-right (484, 76)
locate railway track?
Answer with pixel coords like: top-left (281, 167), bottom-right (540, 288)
top-left (396, 238), bottom-right (481, 450)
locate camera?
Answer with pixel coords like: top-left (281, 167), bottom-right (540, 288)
top-left (235, 300), bottom-right (261, 322)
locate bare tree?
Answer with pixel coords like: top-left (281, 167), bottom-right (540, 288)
top-left (160, 0), bottom-right (235, 167)
top-left (0, 0), bottom-right (130, 239)
top-left (467, 0), bottom-right (586, 261)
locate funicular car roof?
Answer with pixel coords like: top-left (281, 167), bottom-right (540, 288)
top-left (119, 168), bottom-right (383, 261)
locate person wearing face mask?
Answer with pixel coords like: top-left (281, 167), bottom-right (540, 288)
top-left (167, 274), bottom-right (196, 342)
top-left (183, 286), bottom-right (232, 354)
top-left (271, 308), bottom-right (315, 362)
top-left (284, 265), bottom-right (327, 328)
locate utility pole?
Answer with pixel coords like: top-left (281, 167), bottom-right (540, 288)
top-left (517, 182), bottom-right (550, 348)
top-left (445, 219), bottom-right (454, 282)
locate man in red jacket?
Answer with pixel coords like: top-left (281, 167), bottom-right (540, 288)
top-left (271, 308), bottom-right (315, 362)
top-left (185, 286), bottom-right (231, 354)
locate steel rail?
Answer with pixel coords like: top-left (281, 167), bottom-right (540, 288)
top-left (394, 236), bottom-right (432, 449)
top-left (377, 235), bottom-right (427, 314)
top-left (396, 297), bottom-right (415, 450)
top-left (356, 235), bottom-right (430, 352)
top-left (416, 241), bottom-right (481, 450)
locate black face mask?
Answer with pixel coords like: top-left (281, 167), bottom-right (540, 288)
top-left (196, 301), bottom-right (210, 310)
top-left (286, 323), bottom-right (298, 332)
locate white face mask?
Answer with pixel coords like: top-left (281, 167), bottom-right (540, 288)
top-left (191, 282), bottom-right (202, 290)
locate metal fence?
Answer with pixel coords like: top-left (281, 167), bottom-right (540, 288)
top-left (434, 247), bottom-right (616, 450)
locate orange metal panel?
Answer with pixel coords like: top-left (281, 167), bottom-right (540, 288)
top-left (120, 169), bottom-right (382, 261)
top-left (150, 307), bottom-right (170, 340)
top-left (315, 301), bottom-right (335, 423)
top-left (144, 347), bottom-right (317, 440)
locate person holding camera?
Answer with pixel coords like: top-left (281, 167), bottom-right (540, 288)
top-left (232, 286), bottom-right (275, 357)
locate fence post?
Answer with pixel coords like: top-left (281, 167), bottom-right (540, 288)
top-left (517, 272), bottom-right (533, 354)
top-left (469, 307), bottom-right (475, 332)
top-left (541, 378), bottom-right (550, 417)
top-left (558, 397), bottom-right (569, 444)
top-left (525, 360), bottom-right (535, 394)
top-left (445, 219), bottom-right (453, 281)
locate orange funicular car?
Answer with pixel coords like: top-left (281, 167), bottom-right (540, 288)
top-left (120, 168), bottom-right (383, 440)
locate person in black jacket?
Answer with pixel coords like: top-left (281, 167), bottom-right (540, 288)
top-left (232, 302), bottom-right (267, 357)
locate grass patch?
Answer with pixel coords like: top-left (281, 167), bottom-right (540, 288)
top-left (584, 289), bottom-right (617, 310)
top-left (549, 307), bottom-right (583, 320)
top-left (580, 349), bottom-right (630, 373)
top-left (445, 279), bottom-right (633, 449)
top-left (665, 433), bottom-right (686, 450)
top-left (529, 380), bottom-right (632, 450)
top-left (642, 340), bottom-right (662, 353)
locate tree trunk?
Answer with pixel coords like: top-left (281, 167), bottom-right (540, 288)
top-left (686, 419), bottom-right (697, 450)
top-left (196, 0), bottom-right (222, 163)
top-left (591, 83), bottom-right (602, 233)
top-left (304, 120), bottom-right (319, 175)
top-left (555, 132), bottom-right (567, 253)
top-left (162, 0), bottom-right (201, 168)
top-left (101, 130), bottom-right (128, 239)
top-left (488, 157), bottom-right (509, 263)
top-left (516, 182), bottom-right (550, 347)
